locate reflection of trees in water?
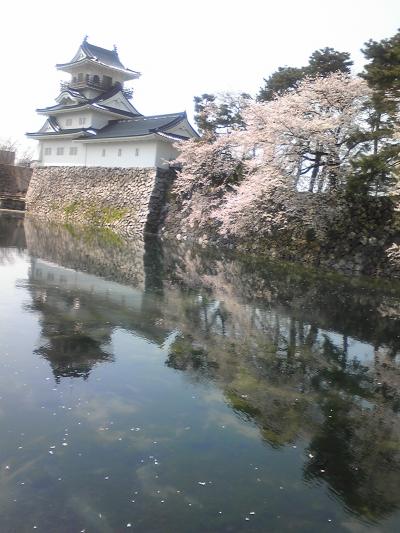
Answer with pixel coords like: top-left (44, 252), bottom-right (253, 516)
top-left (304, 398), bottom-right (400, 522)
top-left (162, 244), bottom-right (400, 522)
top-left (4, 214), bottom-right (400, 523)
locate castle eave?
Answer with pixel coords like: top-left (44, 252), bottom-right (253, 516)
top-left (26, 130), bottom-right (94, 140)
top-left (56, 58), bottom-right (140, 80)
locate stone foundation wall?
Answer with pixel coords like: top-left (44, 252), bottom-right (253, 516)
top-left (161, 184), bottom-right (400, 278)
top-left (0, 163), bottom-right (33, 195)
top-left (26, 166), bottom-right (174, 237)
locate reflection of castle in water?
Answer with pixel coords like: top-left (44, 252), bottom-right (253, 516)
top-left (4, 212), bottom-right (400, 524)
top-left (28, 257), bottom-right (170, 382)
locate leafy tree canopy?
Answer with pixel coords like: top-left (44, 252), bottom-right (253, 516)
top-left (307, 47), bottom-right (353, 77)
top-left (257, 47), bottom-right (353, 102)
top-left (361, 29), bottom-right (400, 119)
top-left (349, 29), bottom-right (400, 195)
top-left (193, 92), bottom-right (252, 135)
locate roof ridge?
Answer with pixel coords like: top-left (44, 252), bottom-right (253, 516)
top-left (142, 111), bottom-right (185, 119)
top-left (84, 41), bottom-right (119, 57)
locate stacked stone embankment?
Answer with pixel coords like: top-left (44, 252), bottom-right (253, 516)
top-left (26, 166), bottom-right (173, 237)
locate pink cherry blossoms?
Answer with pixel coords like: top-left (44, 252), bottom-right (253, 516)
top-left (174, 73), bottom-right (372, 238)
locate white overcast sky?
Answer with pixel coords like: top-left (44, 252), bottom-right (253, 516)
top-left (1, 0), bottom-right (399, 151)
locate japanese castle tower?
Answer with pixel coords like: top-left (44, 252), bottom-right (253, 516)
top-left (27, 39), bottom-right (198, 168)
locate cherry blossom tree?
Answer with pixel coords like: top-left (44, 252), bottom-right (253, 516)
top-left (213, 74), bottom-right (372, 238)
top-left (173, 134), bottom-right (245, 230)
top-left (240, 73), bottom-right (371, 192)
top-left (174, 73), bottom-right (373, 239)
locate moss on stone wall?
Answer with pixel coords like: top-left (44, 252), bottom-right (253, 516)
top-left (27, 166), bottom-right (174, 238)
top-left (63, 201), bottom-right (128, 226)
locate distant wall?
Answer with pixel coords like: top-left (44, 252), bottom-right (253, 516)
top-left (0, 150), bottom-right (15, 165)
top-left (26, 166), bottom-right (174, 237)
top-left (0, 163), bottom-right (33, 195)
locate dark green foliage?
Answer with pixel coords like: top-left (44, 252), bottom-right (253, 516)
top-left (307, 47), bottom-right (353, 77)
top-left (257, 66), bottom-right (305, 102)
top-left (361, 29), bottom-right (400, 158)
top-left (349, 29), bottom-right (400, 197)
top-left (361, 29), bottom-right (400, 121)
top-left (216, 93), bottom-right (251, 131)
top-left (348, 146), bottom-right (399, 196)
top-left (193, 92), bottom-right (251, 135)
top-left (257, 47), bottom-right (353, 101)
top-left (193, 93), bottom-right (217, 134)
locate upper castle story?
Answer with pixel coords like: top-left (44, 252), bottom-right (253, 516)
top-left (56, 37), bottom-right (140, 100)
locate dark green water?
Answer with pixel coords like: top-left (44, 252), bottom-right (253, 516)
top-left (1, 212), bottom-right (400, 533)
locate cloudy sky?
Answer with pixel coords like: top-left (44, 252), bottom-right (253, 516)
top-left (1, 0), bottom-right (399, 152)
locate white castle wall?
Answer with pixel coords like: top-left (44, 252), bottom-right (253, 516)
top-left (39, 139), bottom-right (177, 168)
top-left (85, 140), bottom-right (157, 167)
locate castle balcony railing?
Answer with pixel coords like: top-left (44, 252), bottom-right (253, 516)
top-left (121, 87), bottom-right (133, 99)
top-left (60, 81), bottom-right (133, 99)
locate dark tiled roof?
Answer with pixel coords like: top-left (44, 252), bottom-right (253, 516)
top-left (91, 85), bottom-right (121, 102)
top-left (27, 128), bottom-right (95, 138)
top-left (37, 102), bottom-right (88, 113)
top-left (84, 113), bottom-right (187, 139)
top-left (37, 86), bottom-right (140, 118)
top-left (91, 103), bottom-right (139, 117)
top-left (57, 41), bottom-right (139, 76)
top-left (82, 42), bottom-right (125, 70)
top-left (48, 116), bottom-right (61, 131)
top-left (59, 87), bottom-right (86, 100)
top-left (156, 131), bottom-right (191, 141)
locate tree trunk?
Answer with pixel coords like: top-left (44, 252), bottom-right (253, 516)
top-left (308, 152), bottom-right (322, 192)
top-left (294, 157), bottom-right (303, 189)
top-left (317, 168), bottom-right (327, 192)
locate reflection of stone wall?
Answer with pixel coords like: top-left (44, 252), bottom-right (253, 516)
top-left (7, 214), bottom-right (400, 522)
top-left (26, 166), bottom-right (174, 236)
top-left (161, 241), bottom-right (400, 354)
top-left (24, 217), bottom-right (147, 289)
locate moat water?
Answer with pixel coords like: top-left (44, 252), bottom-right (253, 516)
top-left (1, 211), bottom-right (400, 532)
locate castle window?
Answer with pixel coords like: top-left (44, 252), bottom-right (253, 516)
top-left (78, 73), bottom-right (84, 82)
top-left (44, 147), bottom-right (52, 155)
top-left (66, 118), bottom-right (72, 126)
top-left (69, 147), bottom-right (78, 156)
top-left (102, 148), bottom-right (106, 157)
top-left (135, 148), bottom-right (140, 156)
top-left (118, 148), bottom-right (122, 157)
top-left (93, 75), bottom-right (100, 85)
top-left (103, 75), bottom-right (112, 88)
top-left (56, 147), bottom-right (64, 156)
top-left (79, 117), bottom-right (86, 125)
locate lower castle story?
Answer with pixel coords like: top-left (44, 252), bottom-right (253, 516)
top-left (37, 135), bottom-right (179, 169)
